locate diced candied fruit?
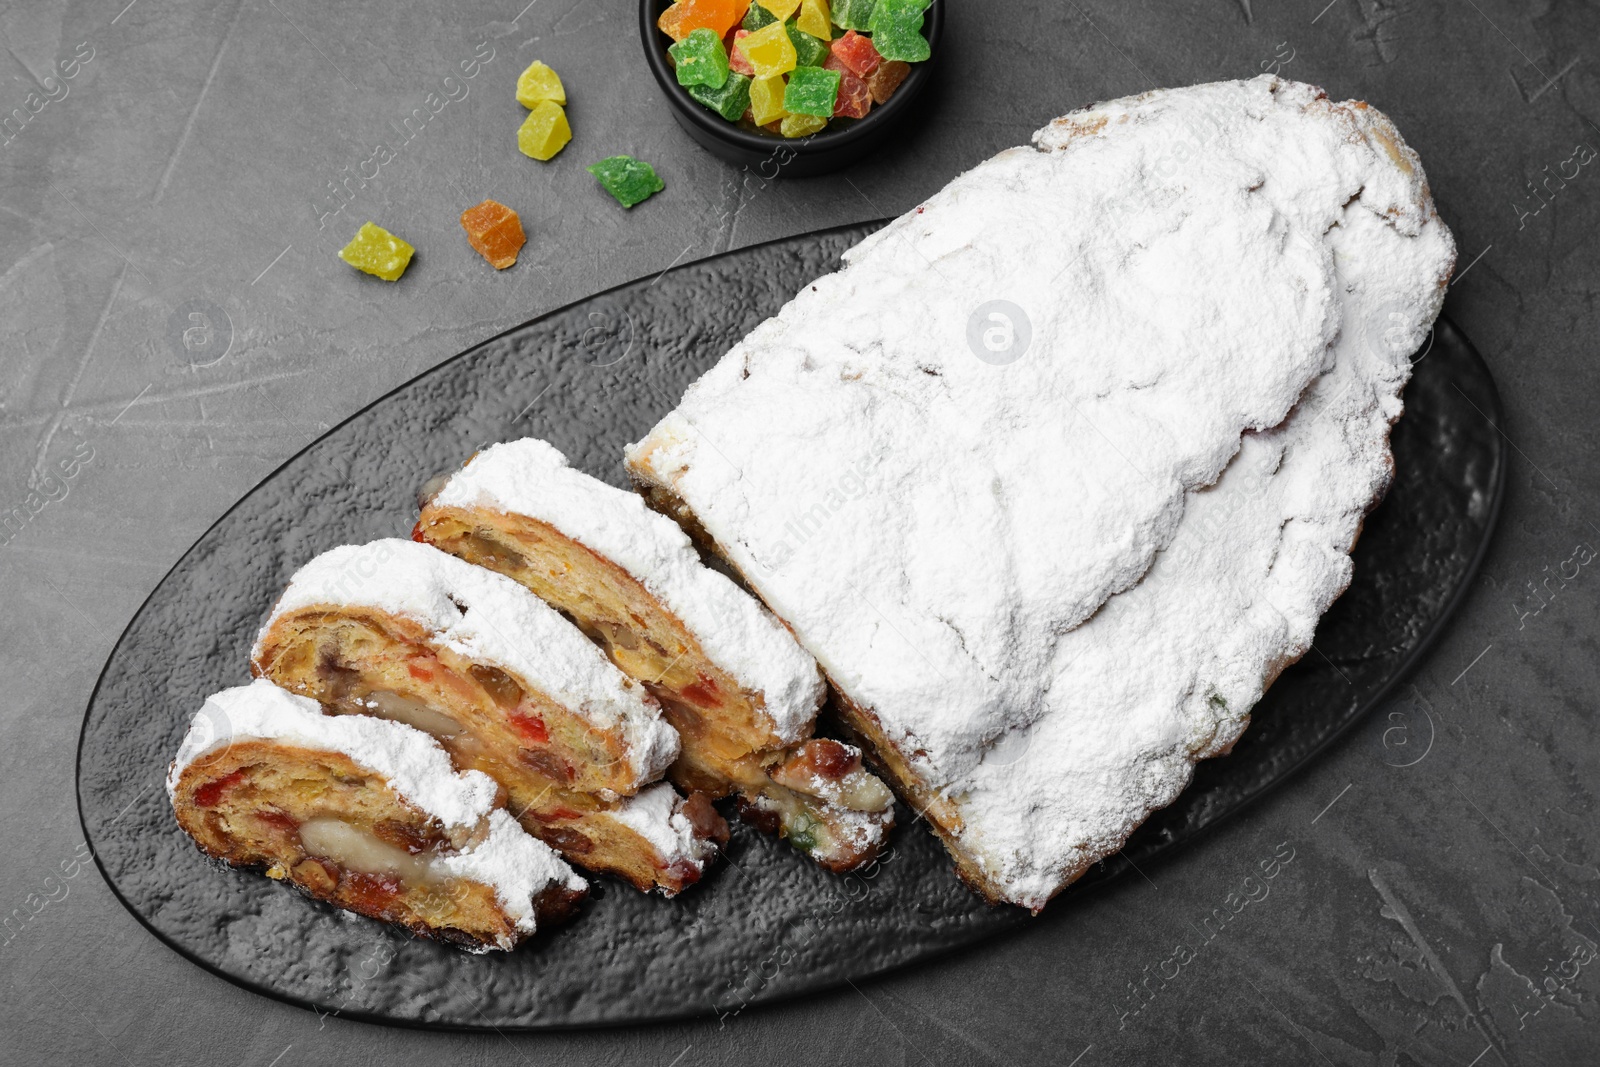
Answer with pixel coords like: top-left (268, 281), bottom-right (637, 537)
top-left (517, 100), bottom-right (572, 161)
top-left (587, 155), bottom-right (665, 209)
top-left (339, 222), bottom-right (414, 282)
top-left (865, 57), bottom-right (910, 104)
top-left (867, 0), bottom-right (931, 63)
top-left (796, 0), bottom-right (831, 38)
top-left (459, 199), bottom-right (526, 270)
top-left (659, 0), bottom-right (750, 41)
top-left (670, 27), bottom-right (731, 88)
top-left (749, 74), bottom-right (788, 125)
top-left (783, 65), bottom-right (840, 117)
top-left (780, 112), bottom-right (828, 138)
top-left (742, 2), bottom-right (777, 29)
top-left (728, 29), bottom-right (756, 74)
top-left (686, 70), bottom-right (752, 121)
top-left (830, 29), bottom-right (880, 76)
top-left (824, 55), bottom-right (872, 118)
top-left (515, 61), bottom-right (566, 107)
top-left (829, 0), bottom-right (875, 31)
top-left (735, 22), bottom-right (797, 78)
top-left (785, 20), bottom-right (830, 66)
top-left (757, 0), bottom-right (802, 18)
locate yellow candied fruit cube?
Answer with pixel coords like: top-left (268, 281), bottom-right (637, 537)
top-left (518, 100), bottom-right (572, 161)
top-left (781, 112), bottom-right (827, 138)
top-left (750, 75), bottom-right (788, 126)
top-left (339, 222), bottom-right (415, 282)
top-left (796, 0), bottom-right (831, 39)
top-left (758, 0), bottom-right (803, 18)
top-left (516, 60), bottom-right (566, 107)
top-left (737, 22), bottom-right (797, 79)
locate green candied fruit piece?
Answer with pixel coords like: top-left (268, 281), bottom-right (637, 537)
top-left (869, 0), bottom-right (932, 62)
top-left (686, 70), bottom-right (752, 121)
top-left (783, 65), bottom-right (839, 117)
top-left (586, 155), bottom-right (665, 209)
top-left (339, 222), bottom-right (414, 281)
top-left (742, 3), bottom-right (778, 30)
top-left (785, 19), bottom-right (831, 67)
top-left (830, 0), bottom-right (876, 30)
top-left (669, 27), bottom-right (730, 89)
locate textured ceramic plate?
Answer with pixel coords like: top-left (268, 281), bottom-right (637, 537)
top-left (77, 221), bottom-right (1506, 1029)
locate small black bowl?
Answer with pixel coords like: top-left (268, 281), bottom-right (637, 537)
top-left (640, 0), bottom-right (943, 177)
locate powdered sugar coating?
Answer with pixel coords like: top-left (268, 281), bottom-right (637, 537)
top-left (627, 77), bottom-right (1454, 907)
top-left (167, 680), bottom-right (585, 931)
top-left (255, 539), bottom-right (679, 791)
top-left (609, 781), bottom-right (719, 873)
top-left (432, 438), bottom-right (826, 743)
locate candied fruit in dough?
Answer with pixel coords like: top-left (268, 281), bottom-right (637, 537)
top-left (865, 57), bottom-right (910, 103)
top-left (518, 100), bottom-right (572, 160)
top-left (830, 29), bottom-right (880, 76)
top-left (749, 74), bottom-right (788, 125)
top-left (515, 61), bottom-right (566, 107)
top-left (796, 0), bottom-right (831, 38)
top-left (587, 156), bottom-right (665, 209)
top-left (460, 200), bottom-right (526, 270)
top-left (783, 64), bottom-right (840, 117)
top-left (687, 70), bottom-right (752, 121)
top-left (670, 27), bottom-right (731, 88)
top-left (736, 22), bottom-right (797, 78)
top-left (339, 222), bottom-right (414, 282)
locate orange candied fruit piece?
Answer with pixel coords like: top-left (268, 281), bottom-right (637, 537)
top-left (459, 199), bottom-right (526, 270)
top-left (658, 0), bottom-right (750, 41)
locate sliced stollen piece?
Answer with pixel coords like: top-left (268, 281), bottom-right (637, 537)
top-left (168, 679), bottom-right (587, 952)
top-left (626, 76), bottom-right (1455, 908)
top-left (252, 539), bottom-right (725, 895)
top-left (415, 438), bottom-right (895, 873)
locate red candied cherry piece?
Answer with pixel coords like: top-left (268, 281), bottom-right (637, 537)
top-left (824, 55), bottom-right (872, 119)
top-left (830, 30), bottom-right (881, 78)
top-left (508, 710), bottom-right (549, 745)
top-left (727, 29), bottom-right (756, 75)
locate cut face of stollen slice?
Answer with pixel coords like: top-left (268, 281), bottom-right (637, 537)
top-left (626, 76), bottom-right (1456, 908)
top-left (168, 679), bottom-right (587, 952)
top-left (415, 438), bottom-right (895, 873)
top-left (252, 539), bottom-right (726, 895)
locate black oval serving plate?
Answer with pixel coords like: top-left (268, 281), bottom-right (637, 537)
top-left (77, 221), bottom-right (1505, 1030)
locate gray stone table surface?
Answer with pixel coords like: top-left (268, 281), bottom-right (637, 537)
top-left (2, 0), bottom-right (1598, 1063)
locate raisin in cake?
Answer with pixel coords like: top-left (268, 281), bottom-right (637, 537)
top-left (416, 438), bottom-right (894, 872)
top-left (253, 539), bottom-right (724, 895)
top-left (169, 679), bottom-right (586, 951)
top-left (626, 77), bottom-right (1456, 909)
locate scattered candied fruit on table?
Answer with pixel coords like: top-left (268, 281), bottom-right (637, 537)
top-left (780, 113), bottom-right (827, 138)
top-left (749, 74), bottom-right (788, 125)
top-left (784, 19), bottom-right (831, 67)
top-left (795, 0), bottom-right (831, 39)
top-left (865, 57), bottom-right (909, 104)
top-left (587, 156), bottom-right (665, 209)
top-left (658, 0), bottom-right (751, 41)
top-left (339, 222), bottom-right (414, 282)
top-left (669, 27), bottom-right (731, 88)
top-left (830, 29), bottom-right (881, 77)
top-left (459, 200), bottom-right (526, 270)
top-left (736, 21), bottom-right (798, 78)
top-left (518, 100), bottom-right (572, 160)
top-left (687, 70), bottom-right (752, 121)
top-left (783, 65), bottom-right (840, 117)
top-left (515, 60), bottom-right (566, 107)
